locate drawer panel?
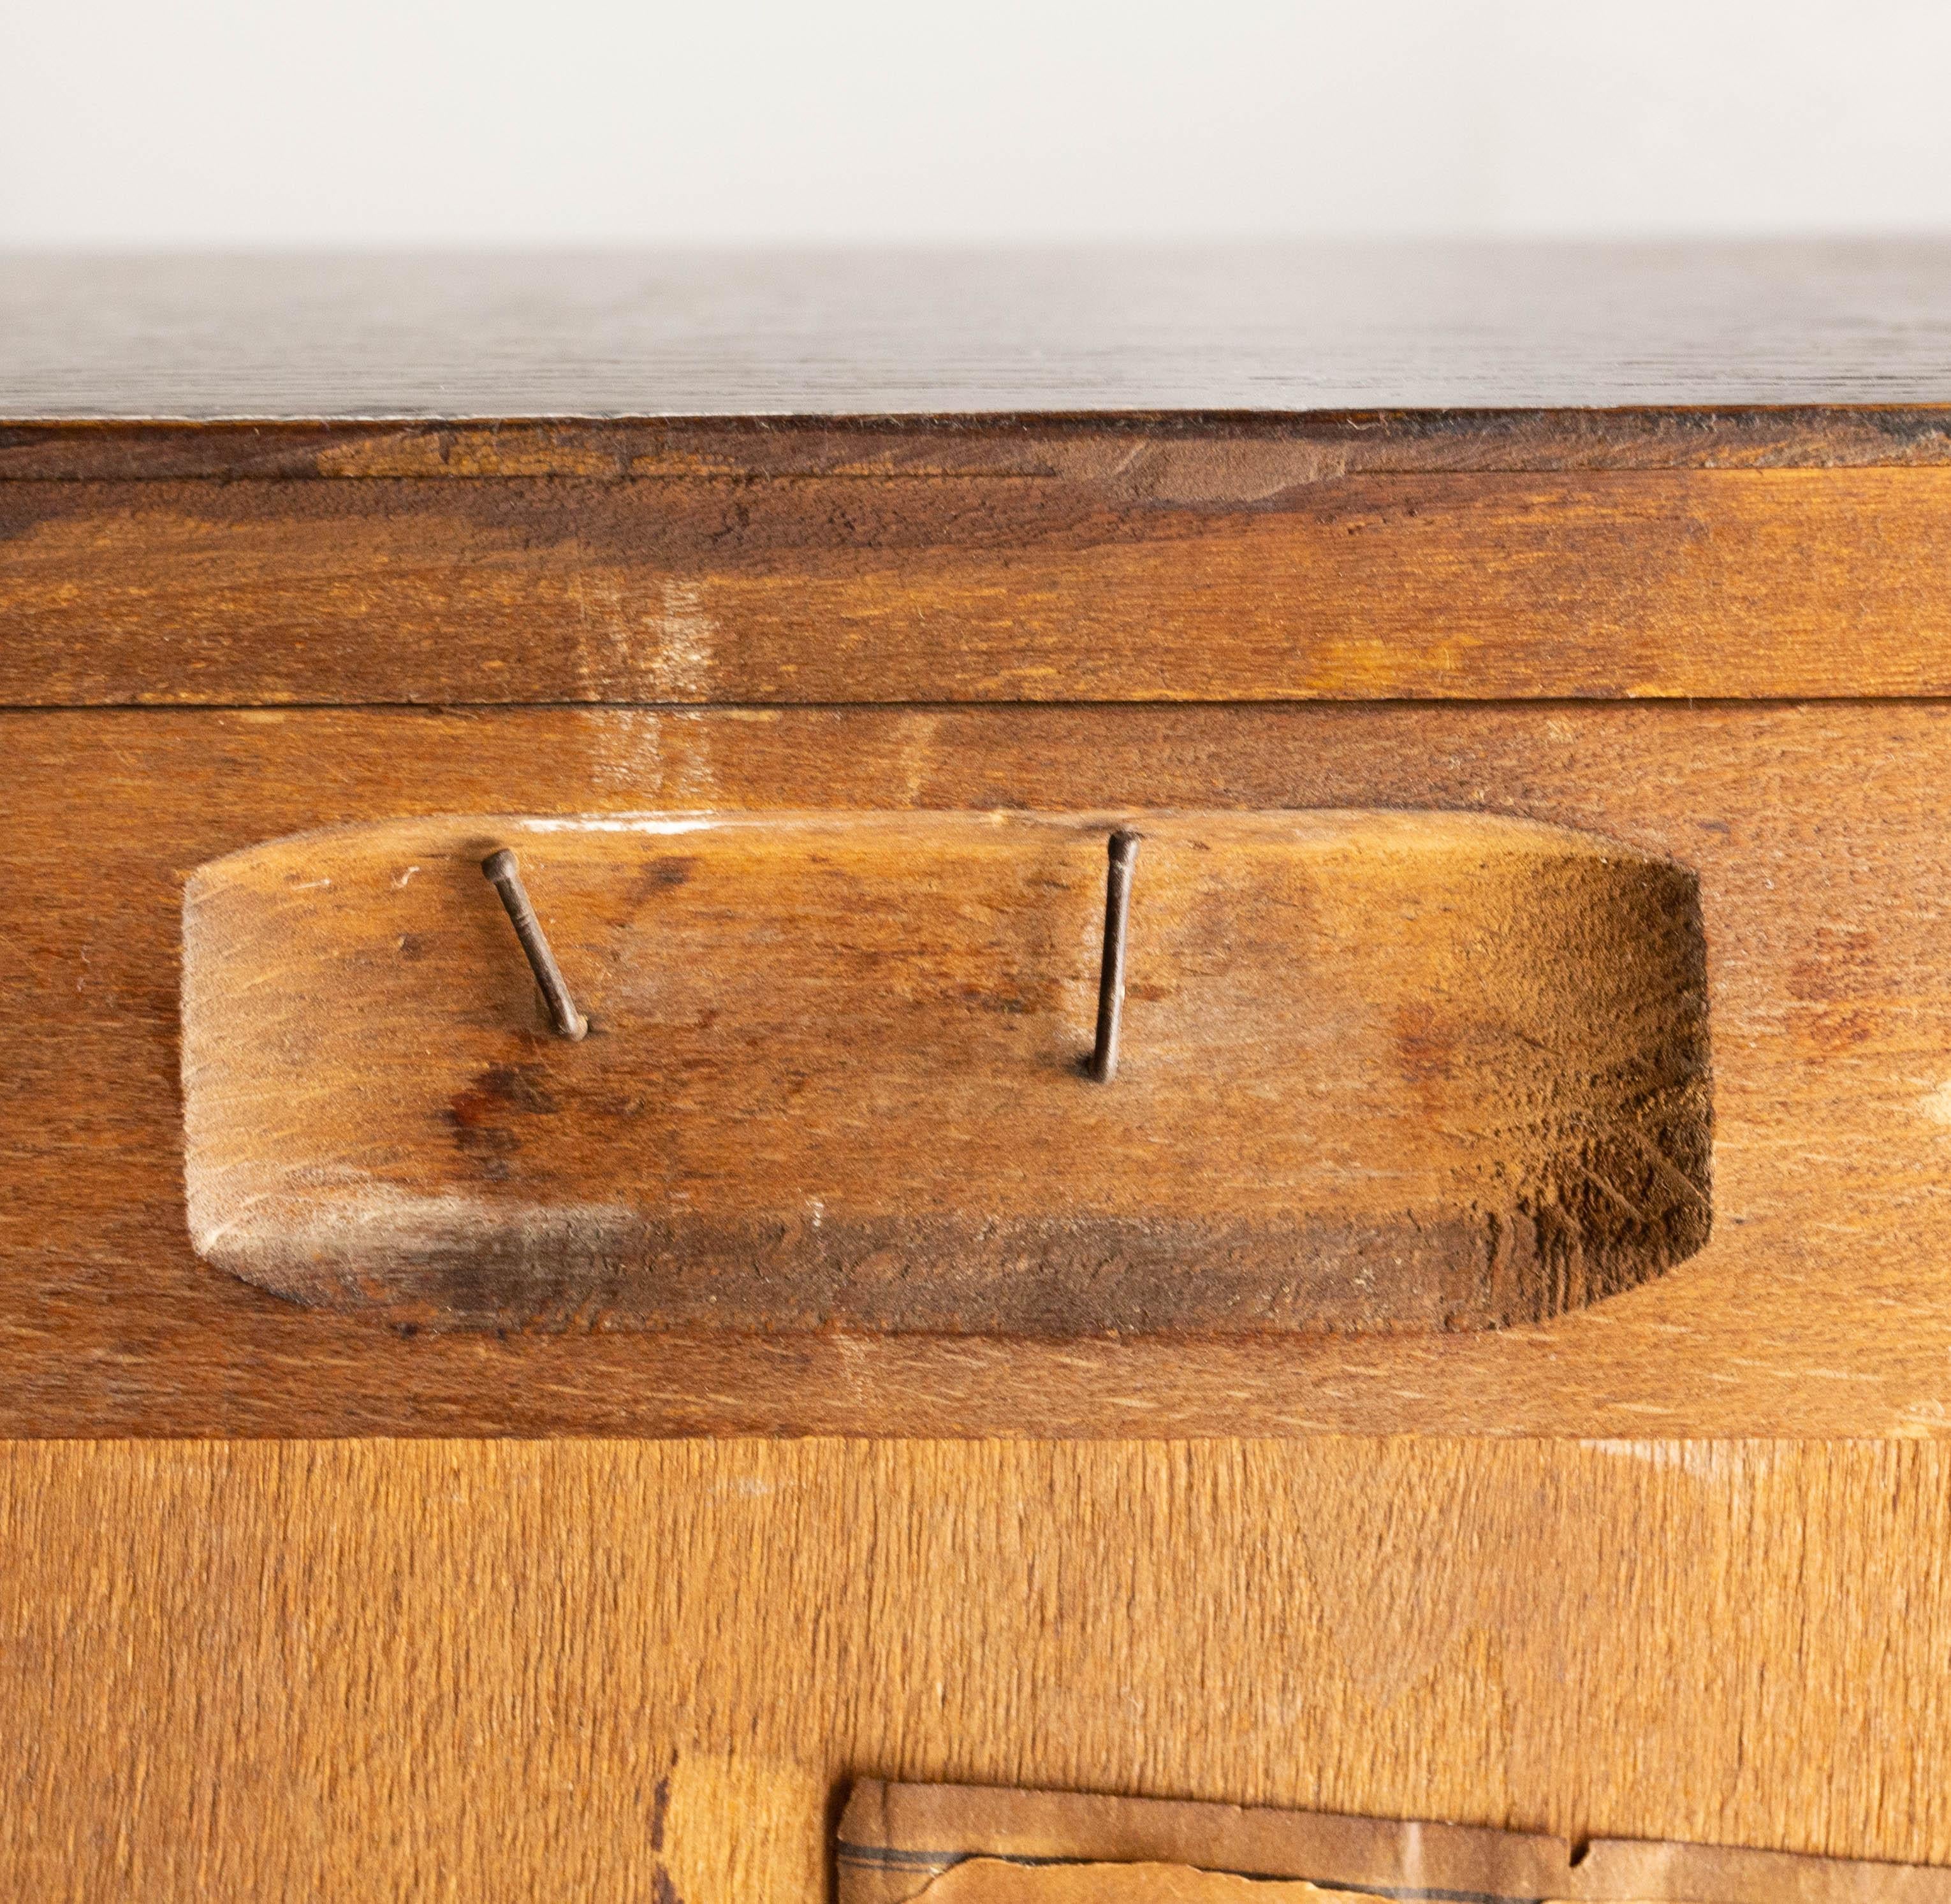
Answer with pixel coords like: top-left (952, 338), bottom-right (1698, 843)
top-left (182, 810), bottom-right (1707, 1334)
top-left (1, 699), bottom-right (1946, 1434)
top-left (3, 1438), bottom-right (1948, 1898)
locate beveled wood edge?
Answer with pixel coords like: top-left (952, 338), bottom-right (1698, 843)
top-left (7, 406), bottom-right (1951, 479)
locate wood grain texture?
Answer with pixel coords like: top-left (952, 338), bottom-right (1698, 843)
top-left (12, 411), bottom-right (1951, 484)
top-left (18, 467), bottom-right (1951, 704)
top-left (1, 699), bottom-right (1948, 1436)
top-left (3, 1437), bottom-right (1950, 1899)
top-left (8, 245), bottom-right (1951, 416)
top-left (181, 811), bottom-right (1708, 1334)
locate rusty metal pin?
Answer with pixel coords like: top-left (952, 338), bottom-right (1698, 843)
top-left (1088, 829), bottom-right (1139, 1082)
top-left (481, 847), bottom-right (588, 1040)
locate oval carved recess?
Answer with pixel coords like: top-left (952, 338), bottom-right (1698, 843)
top-left (180, 810), bottom-right (1711, 1335)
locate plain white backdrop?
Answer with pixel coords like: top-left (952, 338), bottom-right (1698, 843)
top-left (6, 0), bottom-right (1951, 245)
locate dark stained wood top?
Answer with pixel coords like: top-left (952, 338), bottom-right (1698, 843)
top-left (8, 242), bottom-right (1951, 421)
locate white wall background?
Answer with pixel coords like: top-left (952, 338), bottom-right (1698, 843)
top-left (7, 0), bottom-right (1951, 245)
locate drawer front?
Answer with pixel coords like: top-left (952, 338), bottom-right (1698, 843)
top-left (2, 699), bottom-right (1946, 1436)
top-left (180, 808), bottom-right (1707, 1335)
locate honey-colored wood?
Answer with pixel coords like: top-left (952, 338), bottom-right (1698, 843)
top-left (1, 698), bottom-right (1947, 1435)
top-left (3, 1437), bottom-right (1949, 1899)
top-left (17, 467), bottom-right (1951, 703)
top-left (182, 810), bottom-right (1707, 1334)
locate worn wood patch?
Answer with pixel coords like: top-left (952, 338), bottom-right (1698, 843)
top-left (182, 811), bottom-right (1708, 1334)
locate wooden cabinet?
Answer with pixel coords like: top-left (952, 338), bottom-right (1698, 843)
top-left (4, 248), bottom-right (1951, 1898)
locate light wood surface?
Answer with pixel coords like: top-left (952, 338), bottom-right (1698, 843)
top-left (3, 1437), bottom-right (1948, 1900)
top-left (20, 467), bottom-right (1951, 703)
top-left (8, 245), bottom-right (1951, 416)
top-left (2, 699), bottom-right (1948, 1435)
top-left (182, 810), bottom-right (1707, 1334)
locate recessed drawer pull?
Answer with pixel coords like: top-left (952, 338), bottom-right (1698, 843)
top-left (179, 809), bottom-right (1712, 1337)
